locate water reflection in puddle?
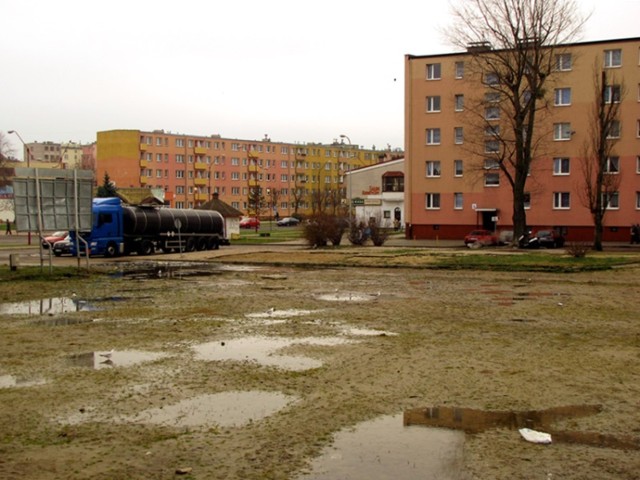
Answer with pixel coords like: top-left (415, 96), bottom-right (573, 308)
top-left (297, 414), bottom-right (464, 480)
top-left (193, 336), bottom-right (351, 371)
top-left (109, 262), bottom-right (263, 280)
top-left (341, 327), bottom-right (398, 337)
top-left (0, 297), bottom-right (98, 316)
top-left (123, 391), bottom-right (296, 429)
top-left (68, 350), bottom-right (167, 369)
top-left (404, 405), bottom-right (639, 450)
top-left (0, 374), bottom-right (46, 389)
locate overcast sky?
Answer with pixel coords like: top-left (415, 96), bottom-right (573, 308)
top-left (2, 0), bottom-right (638, 159)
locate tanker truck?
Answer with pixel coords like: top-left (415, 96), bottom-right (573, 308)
top-left (70, 198), bottom-right (226, 257)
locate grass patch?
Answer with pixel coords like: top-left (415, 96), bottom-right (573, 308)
top-left (433, 252), bottom-right (637, 272)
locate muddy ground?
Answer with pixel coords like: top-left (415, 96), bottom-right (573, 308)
top-left (1, 245), bottom-right (639, 479)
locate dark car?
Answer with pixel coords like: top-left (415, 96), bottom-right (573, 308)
top-left (464, 229), bottom-right (498, 247)
top-left (53, 235), bottom-right (73, 256)
top-left (42, 231), bottom-right (68, 249)
top-left (536, 230), bottom-right (565, 248)
top-left (239, 217), bottom-right (260, 229)
top-left (277, 217), bottom-right (300, 227)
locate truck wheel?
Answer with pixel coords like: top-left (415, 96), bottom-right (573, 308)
top-left (207, 237), bottom-right (219, 250)
top-left (185, 238), bottom-right (196, 252)
top-left (138, 240), bottom-right (154, 256)
top-left (197, 238), bottom-right (208, 251)
top-left (105, 242), bottom-right (119, 258)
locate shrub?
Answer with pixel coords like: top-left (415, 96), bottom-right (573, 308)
top-left (302, 214), bottom-right (347, 247)
top-left (565, 242), bottom-right (590, 258)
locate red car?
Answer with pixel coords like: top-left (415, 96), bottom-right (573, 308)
top-left (239, 217), bottom-right (261, 229)
top-left (42, 231), bottom-right (68, 249)
top-left (464, 229), bottom-right (498, 247)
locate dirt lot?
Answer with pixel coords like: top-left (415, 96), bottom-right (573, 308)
top-left (1, 245), bottom-right (639, 479)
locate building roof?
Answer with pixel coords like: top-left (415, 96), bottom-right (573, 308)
top-left (198, 193), bottom-right (243, 218)
top-left (115, 188), bottom-right (164, 206)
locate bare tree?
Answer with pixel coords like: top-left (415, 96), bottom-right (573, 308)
top-left (579, 66), bottom-right (624, 251)
top-left (447, 0), bottom-right (586, 241)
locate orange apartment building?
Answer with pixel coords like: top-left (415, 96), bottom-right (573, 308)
top-left (404, 37), bottom-right (640, 242)
top-left (97, 130), bottom-right (396, 217)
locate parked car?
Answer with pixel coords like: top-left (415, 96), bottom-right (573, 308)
top-left (464, 229), bottom-right (498, 247)
top-left (239, 217), bottom-right (260, 229)
top-left (42, 231), bottom-right (68, 249)
top-left (277, 217), bottom-right (300, 227)
top-left (53, 235), bottom-right (73, 256)
top-left (535, 230), bottom-right (565, 248)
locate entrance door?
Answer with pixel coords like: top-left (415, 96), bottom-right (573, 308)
top-left (481, 211), bottom-right (496, 231)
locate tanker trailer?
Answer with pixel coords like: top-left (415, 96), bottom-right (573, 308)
top-left (71, 198), bottom-right (225, 257)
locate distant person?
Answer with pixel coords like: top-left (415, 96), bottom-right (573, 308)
top-left (5, 219), bottom-right (12, 235)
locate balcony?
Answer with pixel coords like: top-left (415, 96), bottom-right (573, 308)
top-left (194, 161), bottom-right (207, 170)
top-left (195, 193), bottom-right (208, 202)
top-left (140, 176), bottom-right (148, 185)
top-left (139, 159), bottom-right (149, 168)
top-left (194, 147), bottom-right (207, 155)
top-left (194, 177), bottom-right (207, 187)
top-left (140, 143), bottom-right (149, 152)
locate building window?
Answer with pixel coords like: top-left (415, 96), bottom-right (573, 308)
top-left (454, 127), bottom-right (464, 144)
top-left (636, 192), bottom-right (640, 209)
top-left (637, 155), bottom-right (640, 173)
top-left (604, 49), bottom-right (622, 68)
top-left (425, 193), bottom-right (441, 209)
top-left (555, 53), bottom-right (572, 71)
top-left (426, 63), bottom-right (441, 80)
top-left (604, 85), bottom-right (621, 104)
top-left (554, 88), bottom-right (572, 106)
top-left (607, 121), bottom-right (621, 139)
top-left (524, 192), bottom-right (531, 209)
top-left (485, 125), bottom-right (500, 136)
top-left (426, 161), bottom-right (441, 177)
top-left (383, 175), bottom-right (404, 192)
top-left (602, 191), bottom-right (619, 209)
top-left (426, 96), bottom-right (441, 112)
top-left (485, 107), bottom-right (500, 120)
top-left (176, 138), bottom-right (184, 147)
top-left (455, 61), bottom-right (464, 79)
top-left (176, 170), bottom-right (184, 179)
top-left (553, 157), bottom-right (570, 175)
top-left (454, 192), bottom-right (463, 209)
top-left (455, 94), bottom-right (464, 111)
top-left (605, 156), bottom-right (620, 173)
top-left (484, 72), bottom-right (499, 85)
top-left (484, 92), bottom-right (500, 103)
top-left (484, 172), bottom-right (500, 186)
top-left (554, 123), bottom-right (572, 141)
top-left (176, 154), bottom-right (184, 163)
top-left (454, 159), bottom-right (463, 177)
top-left (553, 192), bottom-right (570, 209)
top-left (426, 128), bottom-right (441, 145)
top-left (485, 140), bottom-right (499, 153)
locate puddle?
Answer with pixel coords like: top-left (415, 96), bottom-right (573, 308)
top-left (296, 414), bottom-right (464, 480)
top-left (0, 297), bottom-right (98, 315)
top-left (193, 336), bottom-right (351, 371)
top-left (108, 262), bottom-right (263, 280)
top-left (404, 405), bottom-right (639, 450)
top-left (31, 317), bottom-right (96, 326)
top-left (68, 350), bottom-right (167, 369)
top-left (341, 327), bottom-right (398, 337)
top-left (122, 391), bottom-right (296, 429)
top-left (315, 292), bottom-right (381, 302)
top-left (0, 374), bottom-right (46, 389)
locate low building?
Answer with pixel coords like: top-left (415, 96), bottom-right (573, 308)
top-left (346, 158), bottom-right (404, 230)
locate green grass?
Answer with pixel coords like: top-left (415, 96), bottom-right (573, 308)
top-left (235, 222), bottom-right (304, 244)
top-left (433, 251), bottom-right (639, 272)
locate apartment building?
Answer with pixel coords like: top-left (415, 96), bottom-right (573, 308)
top-left (96, 129), bottom-right (396, 216)
top-left (23, 141), bottom-right (92, 169)
top-left (404, 37), bottom-right (640, 242)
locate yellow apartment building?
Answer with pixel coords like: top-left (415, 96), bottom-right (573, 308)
top-left (96, 130), bottom-right (397, 217)
top-left (405, 37), bottom-right (640, 242)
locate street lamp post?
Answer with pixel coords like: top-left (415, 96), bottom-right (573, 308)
top-left (8, 130), bottom-right (31, 167)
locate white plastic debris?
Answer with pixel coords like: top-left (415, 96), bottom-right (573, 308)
top-left (519, 428), bottom-right (552, 444)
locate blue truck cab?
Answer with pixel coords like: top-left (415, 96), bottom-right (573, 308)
top-left (70, 198), bottom-right (123, 257)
